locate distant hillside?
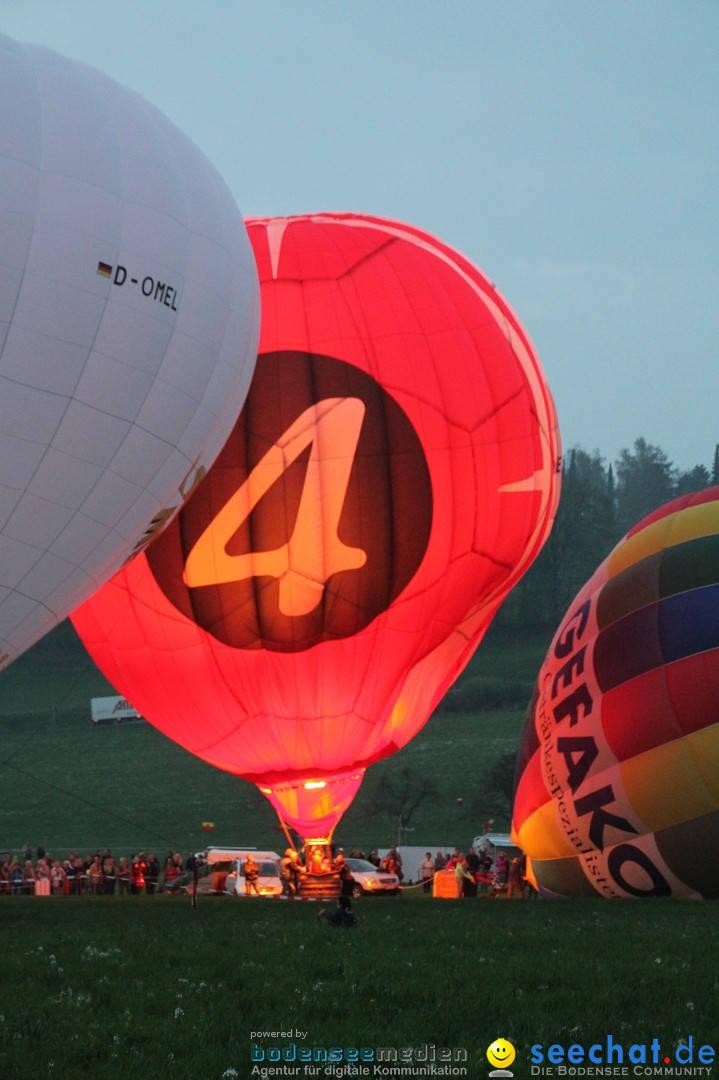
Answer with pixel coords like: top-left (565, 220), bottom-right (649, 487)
top-left (0, 620), bottom-right (549, 858)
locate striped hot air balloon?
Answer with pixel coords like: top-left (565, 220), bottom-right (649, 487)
top-left (512, 486), bottom-right (719, 899)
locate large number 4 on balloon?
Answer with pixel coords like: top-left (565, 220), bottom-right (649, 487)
top-left (183, 398), bottom-right (367, 618)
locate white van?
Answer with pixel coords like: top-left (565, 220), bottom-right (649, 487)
top-left (472, 833), bottom-right (522, 870)
top-left (224, 853), bottom-right (283, 897)
top-left (166, 847), bottom-right (276, 896)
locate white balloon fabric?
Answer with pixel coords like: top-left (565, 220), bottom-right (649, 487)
top-left (0, 34), bottom-right (260, 668)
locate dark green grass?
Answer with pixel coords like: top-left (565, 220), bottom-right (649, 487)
top-left (0, 895), bottom-right (717, 1079)
top-left (0, 708), bottom-right (521, 856)
top-left (0, 622), bottom-right (539, 856)
top-left (0, 621), bottom-right (111, 717)
top-left (0, 706), bottom-right (523, 855)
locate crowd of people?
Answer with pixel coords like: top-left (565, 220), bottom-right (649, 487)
top-left (361, 843), bottom-right (528, 898)
top-left (0, 844), bottom-right (189, 896)
top-left (0, 841), bottom-right (528, 899)
top-left (414, 846), bottom-right (529, 898)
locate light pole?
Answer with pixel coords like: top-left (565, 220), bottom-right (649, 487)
top-left (398, 817), bottom-right (414, 846)
top-left (444, 797), bottom-right (464, 849)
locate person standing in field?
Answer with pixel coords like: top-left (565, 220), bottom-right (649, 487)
top-left (88, 856), bottom-right (104, 895)
top-left (454, 855), bottom-right (473, 899)
top-left (494, 851), bottom-right (509, 888)
top-left (381, 847), bottom-right (402, 880)
top-left (103, 854), bottom-right (116, 895)
top-left (62, 861), bottom-right (73, 896)
top-left (34, 858), bottom-right (51, 896)
top-left (116, 857), bottom-right (132, 894)
top-left (11, 861), bottom-right (23, 895)
top-left (335, 853), bottom-right (355, 899)
top-left (145, 853), bottom-right (160, 895)
top-left (244, 854), bottom-right (261, 896)
top-left (420, 852), bottom-right (434, 893)
top-left (280, 848), bottom-right (305, 900)
top-left (463, 847), bottom-right (479, 898)
top-left (50, 860), bottom-right (67, 896)
top-left (131, 854), bottom-right (146, 894)
top-left (387, 846), bottom-right (403, 881)
top-left (163, 851), bottom-right (181, 891)
top-left (22, 859), bottom-right (35, 896)
top-left (507, 857), bottom-right (524, 899)
top-left (0, 858), bottom-right (11, 895)
top-left (72, 856), bottom-right (86, 894)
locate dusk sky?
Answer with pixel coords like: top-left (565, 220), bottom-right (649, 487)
top-left (5, 0), bottom-right (718, 472)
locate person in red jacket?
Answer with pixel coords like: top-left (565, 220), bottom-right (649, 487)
top-left (131, 854), bottom-right (147, 894)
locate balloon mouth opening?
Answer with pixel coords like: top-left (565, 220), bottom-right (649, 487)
top-left (256, 768), bottom-right (364, 794)
top-left (256, 768), bottom-right (365, 841)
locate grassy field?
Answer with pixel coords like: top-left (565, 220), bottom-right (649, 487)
top-left (0, 893), bottom-right (718, 1079)
top-left (0, 620), bottom-right (548, 857)
top-left (3, 624), bottom-right (719, 1080)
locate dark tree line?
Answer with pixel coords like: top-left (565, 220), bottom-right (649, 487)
top-left (495, 438), bottom-right (719, 635)
top-left (346, 438), bottom-right (718, 838)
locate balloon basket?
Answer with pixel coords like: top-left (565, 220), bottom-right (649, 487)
top-left (432, 869), bottom-right (459, 899)
top-left (300, 871), bottom-right (341, 900)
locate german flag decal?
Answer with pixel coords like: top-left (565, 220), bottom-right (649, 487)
top-left (97, 261), bottom-right (113, 278)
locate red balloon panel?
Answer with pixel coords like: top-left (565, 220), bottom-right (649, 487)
top-left (74, 214), bottom-right (560, 838)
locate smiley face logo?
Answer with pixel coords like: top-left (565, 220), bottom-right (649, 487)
top-left (487, 1039), bottom-right (516, 1075)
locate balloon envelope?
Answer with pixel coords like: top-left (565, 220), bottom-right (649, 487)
top-left (74, 213), bottom-right (560, 839)
top-left (0, 34), bottom-right (259, 666)
top-left (513, 486), bottom-right (719, 898)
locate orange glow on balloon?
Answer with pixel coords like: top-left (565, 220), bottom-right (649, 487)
top-left (73, 213), bottom-right (561, 841)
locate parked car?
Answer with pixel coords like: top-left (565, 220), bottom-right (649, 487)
top-left (225, 854), bottom-right (283, 897)
top-left (344, 857), bottom-right (399, 897)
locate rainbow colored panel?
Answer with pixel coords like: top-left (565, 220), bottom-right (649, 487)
top-left (512, 487), bottom-right (719, 899)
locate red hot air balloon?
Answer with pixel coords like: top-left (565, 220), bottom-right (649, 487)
top-left (512, 486), bottom-right (719, 899)
top-left (73, 213), bottom-right (561, 843)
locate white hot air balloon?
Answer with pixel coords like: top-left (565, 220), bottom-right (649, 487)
top-left (0, 34), bottom-right (260, 668)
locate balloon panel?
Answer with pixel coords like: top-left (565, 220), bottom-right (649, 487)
top-left (0, 33), bottom-right (259, 666)
top-left (258, 770), bottom-right (365, 841)
top-left (74, 213), bottom-right (560, 838)
top-left (513, 487), bottom-right (719, 898)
